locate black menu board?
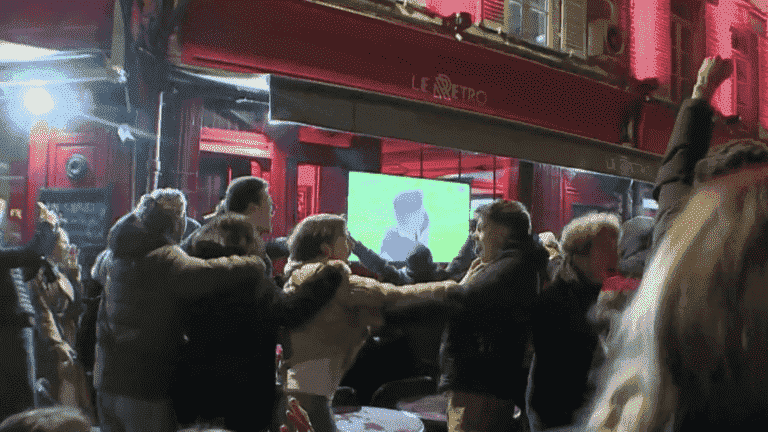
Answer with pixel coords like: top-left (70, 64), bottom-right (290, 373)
top-left (38, 188), bottom-right (111, 249)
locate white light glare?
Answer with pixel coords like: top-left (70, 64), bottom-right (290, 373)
top-left (23, 87), bottom-right (54, 115)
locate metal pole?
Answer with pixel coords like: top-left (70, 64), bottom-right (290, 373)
top-left (152, 91), bottom-right (164, 190)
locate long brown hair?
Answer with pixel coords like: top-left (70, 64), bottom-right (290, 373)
top-left (285, 214), bottom-right (347, 277)
top-left (586, 167), bottom-right (768, 430)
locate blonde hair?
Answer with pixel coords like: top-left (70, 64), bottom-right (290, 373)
top-left (586, 171), bottom-right (768, 431)
top-left (539, 231), bottom-right (562, 259)
top-left (36, 202), bottom-right (71, 262)
top-left (0, 406), bottom-right (91, 432)
top-left (560, 213), bottom-right (620, 257)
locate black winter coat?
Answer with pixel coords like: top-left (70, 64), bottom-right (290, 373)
top-left (528, 265), bottom-right (603, 429)
top-left (94, 212), bottom-right (266, 400)
top-left (174, 214), bottom-right (282, 431)
top-left (0, 244), bottom-right (44, 420)
top-left (438, 239), bottom-right (547, 400)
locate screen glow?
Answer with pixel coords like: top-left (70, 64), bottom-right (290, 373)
top-left (347, 171), bottom-right (470, 263)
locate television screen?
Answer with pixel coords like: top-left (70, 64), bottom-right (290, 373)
top-left (347, 171), bottom-right (471, 263)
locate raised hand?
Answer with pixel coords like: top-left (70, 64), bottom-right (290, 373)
top-left (693, 55), bottom-right (734, 101)
top-left (283, 396), bottom-right (315, 432)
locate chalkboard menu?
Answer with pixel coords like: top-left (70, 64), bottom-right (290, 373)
top-left (38, 188), bottom-right (112, 249)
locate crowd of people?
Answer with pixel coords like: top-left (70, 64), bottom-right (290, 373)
top-left (1, 54), bottom-right (766, 432)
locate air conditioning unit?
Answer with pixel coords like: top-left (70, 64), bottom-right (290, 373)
top-left (587, 0), bottom-right (625, 58)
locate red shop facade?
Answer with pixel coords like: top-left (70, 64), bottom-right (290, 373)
top-left (155, 0), bottom-right (675, 245)
top-left (8, 0), bottom-right (745, 267)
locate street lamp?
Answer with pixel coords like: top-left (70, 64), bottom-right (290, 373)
top-left (22, 87), bottom-right (54, 116)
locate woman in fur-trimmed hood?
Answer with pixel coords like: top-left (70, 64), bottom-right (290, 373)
top-left (277, 213), bottom-right (457, 432)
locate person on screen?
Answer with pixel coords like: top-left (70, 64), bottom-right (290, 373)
top-left (380, 190), bottom-right (430, 262)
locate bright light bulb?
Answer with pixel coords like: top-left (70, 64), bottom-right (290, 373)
top-left (23, 87), bottom-right (54, 115)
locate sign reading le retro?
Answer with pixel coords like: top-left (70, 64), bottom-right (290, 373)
top-left (411, 73), bottom-right (488, 107)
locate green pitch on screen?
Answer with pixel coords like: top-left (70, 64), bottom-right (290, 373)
top-left (347, 171), bottom-right (470, 263)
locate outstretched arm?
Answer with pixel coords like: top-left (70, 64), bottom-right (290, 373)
top-left (652, 56), bottom-right (733, 248)
top-left (351, 236), bottom-right (391, 276)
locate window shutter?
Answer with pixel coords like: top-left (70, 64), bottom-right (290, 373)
top-left (481, 0), bottom-right (506, 32)
top-left (561, 0), bottom-right (587, 58)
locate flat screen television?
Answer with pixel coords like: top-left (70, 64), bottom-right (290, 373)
top-left (347, 171), bottom-right (471, 263)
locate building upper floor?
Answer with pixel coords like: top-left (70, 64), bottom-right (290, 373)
top-left (309, 0), bottom-right (767, 138)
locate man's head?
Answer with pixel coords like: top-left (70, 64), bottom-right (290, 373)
top-left (222, 176), bottom-right (273, 235)
top-left (472, 200), bottom-right (532, 262)
top-left (135, 188), bottom-right (187, 244)
top-left (560, 212), bottom-right (620, 284)
top-left (393, 190), bottom-right (424, 225)
top-left (405, 244), bottom-right (437, 282)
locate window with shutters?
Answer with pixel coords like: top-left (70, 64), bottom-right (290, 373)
top-left (670, 3), bottom-right (694, 103)
top-left (480, 0), bottom-right (587, 56)
top-left (561, 0), bottom-right (587, 58)
top-left (481, 0), bottom-right (554, 49)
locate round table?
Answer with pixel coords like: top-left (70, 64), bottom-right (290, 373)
top-left (333, 406), bottom-right (425, 432)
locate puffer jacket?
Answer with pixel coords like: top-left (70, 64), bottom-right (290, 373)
top-left (94, 212), bottom-right (266, 400)
top-left (438, 238), bottom-right (548, 401)
top-left (282, 259), bottom-right (457, 400)
top-left (173, 213), bottom-right (280, 430)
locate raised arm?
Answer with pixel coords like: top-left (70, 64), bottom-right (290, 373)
top-left (652, 56), bottom-right (733, 247)
top-left (351, 237), bottom-right (390, 275)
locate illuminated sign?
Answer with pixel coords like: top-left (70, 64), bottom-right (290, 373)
top-left (411, 73), bottom-right (487, 107)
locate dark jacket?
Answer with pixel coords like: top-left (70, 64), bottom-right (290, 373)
top-left (0, 246), bottom-right (41, 328)
top-left (174, 214), bottom-right (282, 430)
top-left (94, 212), bottom-right (266, 400)
top-left (352, 241), bottom-right (448, 285)
top-left (0, 245), bottom-right (43, 420)
top-left (0, 223), bottom-right (56, 420)
top-left (528, 264), bottom-right (603, 429)
top-left (651, 98), bottom-right (714, 251)
top-left (438, 238), bottom-right (547, 401)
